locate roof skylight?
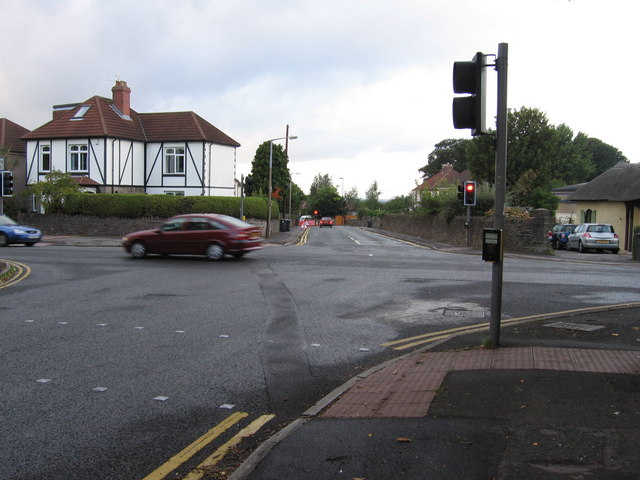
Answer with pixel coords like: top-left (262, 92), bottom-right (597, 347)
top-left (71, 105), bottom-right (91, 120)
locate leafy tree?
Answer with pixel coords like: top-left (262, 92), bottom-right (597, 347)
top-left (288, 182), bottom-right (306, 218)
top-left (250, 142), bottom-right (290, 198)
top-left (581, 135), bottom-right (628, 179)
top-left (310, 187), bottom-right (342, 217)
top-left (308, 173), bottom-right (341, 216)
top-left (343, 186), bottom-right (360, 213)
top-left (466, 107), bottom-right (593, 208)
top-left (383, 195), bottom-right (412, 214)
top-left (309, 173), bottom-right (334, 197)
top-left (28, 170), bottom-right (81, 213)
top-left (419, 138), bottom-right (471, 178)
top-left (364, 180), bottom-right (381, 210)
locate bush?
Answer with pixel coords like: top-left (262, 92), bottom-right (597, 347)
top-left (61, 193), bottom-right (274, 219)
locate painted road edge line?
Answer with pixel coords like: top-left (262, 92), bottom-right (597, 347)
top-left (142, 411), bottom-right (248, 480)
top-left (183, 414), bottom-right (276, 480)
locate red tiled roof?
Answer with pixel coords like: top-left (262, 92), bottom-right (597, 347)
top-left (71, 175), bottom-right (100, 186)
top-left (22, 96), bottom-right (147, 142)
top-left (22, 95), bottom-right (240, 147)
top-left (0, 118), bottom-right (30, 154)
top-left (413, 164), bottom-right (462, 192)
top-left (138, 111), bottom-right (240, 146)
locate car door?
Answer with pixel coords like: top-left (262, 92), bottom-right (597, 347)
top-left (149, 217), bottom-right (189, 254)
top-left (182, 216), bottom-right (219, 254)
top-left (567, 224), bottom-right (582, 249)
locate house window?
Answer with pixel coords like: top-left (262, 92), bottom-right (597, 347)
top-left (165, 147), bottom-right (185, 174)
top-left (69, 144), bottom-right (88, 172)
top-left (164, 190), bottom-right (185, 196)
top-left (40, 145), bottom-right (51, 171)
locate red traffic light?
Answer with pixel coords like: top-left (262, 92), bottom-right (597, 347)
top-left (313, 210), bottom-right (318, 215)
top-left (463, 181), bottom-right (476, 206)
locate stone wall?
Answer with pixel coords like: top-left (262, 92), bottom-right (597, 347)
top-left (17, 213), bottom-right (276, 238)
top-left (350, 209), bottom-right (553, 254)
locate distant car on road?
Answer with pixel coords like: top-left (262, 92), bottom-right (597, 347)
top-left (567, 223), bottom-right (619, 254)
top-left (0, 214), bottom-right (42, 247)
top-left (548, 223), bottom-right (577, 249)
top-left (319, 217), bottom-right (334, 228)
top-left (122, 213), bottom-right (263, 260)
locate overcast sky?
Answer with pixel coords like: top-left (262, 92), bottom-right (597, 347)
top-left (1, 0), bottom-right (637, 199)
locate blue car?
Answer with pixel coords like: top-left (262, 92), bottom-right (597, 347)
top-left (0, 214), bottom-right (42, 247)
top-left (548, 223), bottom-right (577, 250)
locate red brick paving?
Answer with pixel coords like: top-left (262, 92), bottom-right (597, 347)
top-left (320, 347), bottom-right (640, 418)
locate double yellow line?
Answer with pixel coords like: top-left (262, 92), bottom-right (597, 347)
top-left (0, 260), bottom-right (31, 289)
top-left (382, 303), bottom-right (640, 350)
top-left (294, 228), bottom-right (310, 245)
top-left (143, 412), bottom-right (275, 480)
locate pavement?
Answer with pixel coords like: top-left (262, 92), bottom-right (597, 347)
top-left (18, 228), bottom-right (640, 478)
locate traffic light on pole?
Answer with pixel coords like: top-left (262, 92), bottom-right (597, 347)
top-left (452, 52), bottom-right (487, 136)
top-left (457, 184), bottom-right (464, 201)
top-left (2, 171), bottom-right (13, 197)
top-left (463, 180), bottom-right (476, 206)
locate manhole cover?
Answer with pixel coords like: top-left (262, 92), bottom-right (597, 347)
top-left (544, 321), bottom-right (604, 332)
top-left (442, 309), bottom-right (486, 319)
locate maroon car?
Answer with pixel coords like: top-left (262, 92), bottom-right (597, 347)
top-left (122, 214), bottom-right (263, 260)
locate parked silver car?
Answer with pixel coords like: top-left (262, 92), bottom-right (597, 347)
top-left (567, 223), bottom-right (619, 254)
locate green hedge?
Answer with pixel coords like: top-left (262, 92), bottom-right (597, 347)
top-left (61, 193), bottom-right (276, 219)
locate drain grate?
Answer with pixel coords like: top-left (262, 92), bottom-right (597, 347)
top-left (544, 321), bottom-right (604, 332)
top-left (442, 309), bottom-right (486, 319)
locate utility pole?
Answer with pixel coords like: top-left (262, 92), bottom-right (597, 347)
top-left (490, 43), bottom-right (508, 347)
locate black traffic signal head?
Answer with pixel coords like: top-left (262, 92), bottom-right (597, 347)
top-left (452, 52), bottom-right (487, 136)
top-left (1, 171), bottom-right (13, 197)
top-left (463, 180), bottom-right (476, 206)
top-left (457, 184), bottom-right (464, 201)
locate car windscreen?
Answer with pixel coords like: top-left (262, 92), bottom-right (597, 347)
top-left (0, 214), bottom-right (17, 226)
top-left (587, 225), bottom-right (613, 233)
top-left (216, 215), bottom-right (252, 228)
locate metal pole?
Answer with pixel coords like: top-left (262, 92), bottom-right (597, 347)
top-left (285, 125), bottom-right (290, 220)
top-left (288, 177), bottom-right (292, 220)
top-left (240, 173), bottom-right (244, 220)
top-left (490, 42), bottom-right (508, 348)
top-left (466, 205), bottom-right (471, 247)
top-left (267, 141), bottom-right (273, 238)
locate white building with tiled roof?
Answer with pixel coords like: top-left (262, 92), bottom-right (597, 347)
top-left (22, 81), bottom-right (240, 197)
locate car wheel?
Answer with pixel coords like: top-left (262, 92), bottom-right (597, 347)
top-left (24, 243), bottom-right (36, 247)
top-left (130, 242), bottom-right (147, 258)
top-left (232, 252), bottom-right (245, 259)
top-left (578, 241), bottom-right (587, 253)
top-left (206, 243), bottom-right (224, 260)
top-left (611, 249), bottom-right (619, 254)
top-left (0, 233), bottom-right (7, 247)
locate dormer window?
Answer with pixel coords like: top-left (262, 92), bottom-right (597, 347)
top-left (71, 105), bottom-right (91, 120)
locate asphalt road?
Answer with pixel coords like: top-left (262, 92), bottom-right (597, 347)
top-left (1, 226), bottom-right (639, 479)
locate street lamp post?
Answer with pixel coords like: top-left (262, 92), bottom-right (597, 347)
top-left (267, 135), bottom-right (297, 237)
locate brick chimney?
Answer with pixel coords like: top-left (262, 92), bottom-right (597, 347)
top-left (112, 80), bottom-right (131, 117)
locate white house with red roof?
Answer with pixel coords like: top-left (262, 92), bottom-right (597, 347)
top-left (22, 81), bottom-right (240, 197)
top-left (411, 164), bottom-right (471, 203)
